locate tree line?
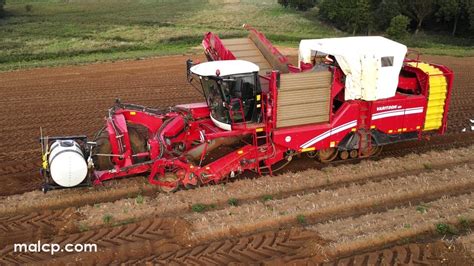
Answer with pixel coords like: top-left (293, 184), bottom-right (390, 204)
top-left (278, 0), bottom-right (474, 37)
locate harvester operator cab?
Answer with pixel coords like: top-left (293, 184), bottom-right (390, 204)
top-left (187, 60), bottom-right (262, 131)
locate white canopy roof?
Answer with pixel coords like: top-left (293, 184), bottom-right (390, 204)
top-left (299, 36), bottom-right (407, 101)
top-left (190, 60), bottom-right (259, 77)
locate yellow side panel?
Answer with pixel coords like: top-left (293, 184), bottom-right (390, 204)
top-left (408, 63), bottom-right (448, 131)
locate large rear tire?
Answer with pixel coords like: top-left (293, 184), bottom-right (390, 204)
top-left (93, 126), bottom-right (148, 170)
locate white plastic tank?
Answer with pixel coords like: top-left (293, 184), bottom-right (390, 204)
top-left (48, 140), bottom-right (88, 187)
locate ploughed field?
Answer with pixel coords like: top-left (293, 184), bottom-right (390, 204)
top-left (0, 54), bottom-right (473, 264)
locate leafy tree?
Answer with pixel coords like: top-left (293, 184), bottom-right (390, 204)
top-left (289, 0), bottom-right (316, 11)
top-left (470, 3), bottom-right (474, 30)
top-left (278, 0), bottom-right (289, 8)
top-left (366, 0), bottom-right (384, 33)
top-left (354, 0), bottom-right (372, 35)
top-left (278, 0), bottom-right (316, 11)
top-left (319, 0), bottom-right (351, 32)
top-left (317, 0), bottom-right (474, 35)
top-left (0, 0), bottom-right (5, 17)
top-left (375, 0), bottom-right (401, 30)
top-left (318, 0), bottom-right (338, 20)
top-left (436, 0), bottom-right (473, 35)
top-left (387, 15), bottom-right (410, 39)
top-left (319, 0), bottom-right (374, 35)
top-left (398, 0), bottom-right (435, 34)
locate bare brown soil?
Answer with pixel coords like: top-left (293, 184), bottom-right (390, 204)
top-left (0, 54), bottom-right (473, 264)
top-left (317, 241), bottom-right (472, 266)
top-left (1, 146), bottom-right (473, 264)
top-left (0, 145), bottom-right (471, 221)
top-left (0, 55), bottom-right (204, 196)
top-left (458, 231), bottom-right (474, 258)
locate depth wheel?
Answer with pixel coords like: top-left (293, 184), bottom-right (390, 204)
top-left (362, 145), bottom-right (383, 157)
top-left (374, 145), bottom-right (383, 156)
top-left (319, 148), bottom-right (338, 162)
top-left (349, 150), bottom-right (358, 159)
top-left (340, 150), bottom-right (349, 160)
top-left (93, 126), bottom-right (148, 170)
top-left (159, 173), bottom-right (180, 193)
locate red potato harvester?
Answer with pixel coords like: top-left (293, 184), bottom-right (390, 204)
top-left (40, 26), bottom-right (453, 193)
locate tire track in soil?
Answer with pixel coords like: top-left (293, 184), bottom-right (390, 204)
top-left (65, 167), bottom-right (474, 264)
top-left (2, 155), bottom-right (470, 244)
top-left (0, 217), bottom-right (188, 264)
top-left (0, 147), bottom-right (471, 234)
top-left (321, 241), bottom-right (473, 266)
top-left (1, 160), bottom-right (470, 264)
top-left (1, 160), bottom-right (472, 263)
top-left (0, 208), bottom-right (79, 250)
top-left (117, 191), bottom-right (473, 265)
top-left (120, 229), bottom-right (322, 266)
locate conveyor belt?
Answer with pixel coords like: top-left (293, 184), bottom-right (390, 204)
top-left (221, 38), bottom-right (273, 75)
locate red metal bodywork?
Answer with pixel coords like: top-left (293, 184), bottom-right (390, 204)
top-left (91, 29), bottom-right (454, 190)
top-left (202, 32), bottom-right (236, 61)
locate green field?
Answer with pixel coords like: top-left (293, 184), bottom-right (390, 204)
top-left (0, 0), bottom-right (472, 71)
